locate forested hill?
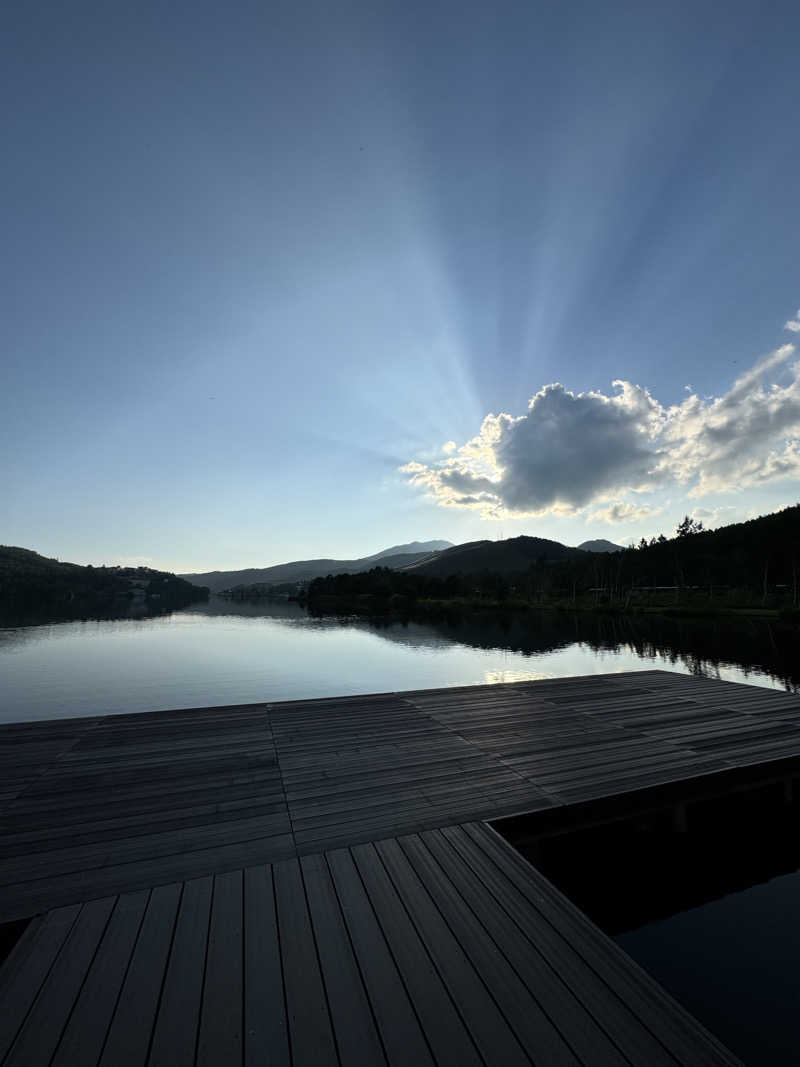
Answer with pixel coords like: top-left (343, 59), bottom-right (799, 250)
top-left (403, 510), bottom-right (800, 593)
top-left (400, 536), bottom-right (585, 578)
top-left (615, 506), bottom-right (800, 596)
top-left (0, 546), bottom-right (208, 607)
top-left (309, 507), bottom-right (800, 609)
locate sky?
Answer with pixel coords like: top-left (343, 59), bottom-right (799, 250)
top-left (3, 0), bottom-right (800, 572)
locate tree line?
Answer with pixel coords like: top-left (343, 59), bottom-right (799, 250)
top-left (0, 546), bottom-right (209, 609)
top-left (307, 505), bottom-right (800, 611)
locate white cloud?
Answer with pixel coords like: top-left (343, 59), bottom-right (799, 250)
top-left (402, 330), bottom-right (800, 518)
top-left (660, 343), bottom-right (800, 496)
top-left (784, 310), bottom-right (800, 332)
top-left (691, 505), bottom-right (745, 528)
top-left (401, 380), bottom-right (664, 518)
top-left (587, 502), bottom-right (663, 524)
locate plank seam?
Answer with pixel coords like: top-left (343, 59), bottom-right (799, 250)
top-left (350, 844), bottom-right (445, 1067)
top-left (94, 887), bottom-right (152, 1066)
top-left (143, 881), bottom-right (184, 1067)
top-left (193, 874), bottom-right (217, 1067)
top-left (271, 865), bottom-right (292, 1067)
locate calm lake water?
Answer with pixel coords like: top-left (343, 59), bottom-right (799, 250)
top-left (505, 774), bottom-right (800, 1066)
top-left (1, 598), bottom-right (798, 723)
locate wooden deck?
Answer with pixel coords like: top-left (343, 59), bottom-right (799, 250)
top-left (2, 668), bottom-right (797, 1064)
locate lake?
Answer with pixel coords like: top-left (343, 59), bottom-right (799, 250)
top-left (499, 761), bottom-right (800, 1067)
top-left (1, 598), bottom-right (798, 723)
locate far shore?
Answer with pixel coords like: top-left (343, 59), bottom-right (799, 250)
top-left (302, 592), bottom-right (800, 623)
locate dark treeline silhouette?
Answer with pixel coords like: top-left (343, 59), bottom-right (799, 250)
top-left (0, 546), bottom-right (208, 614)
top-left (222, 581), bottom-right (302, 599)
top-left (308, 565), bottom-right (517, 605)
top-left (308, 505), bottom-right (800, 612)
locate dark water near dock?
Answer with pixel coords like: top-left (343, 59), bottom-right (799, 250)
top-left (1, 598), bottom-right (798, 722)
top-left (503, 764), bottom-right (800, 1065)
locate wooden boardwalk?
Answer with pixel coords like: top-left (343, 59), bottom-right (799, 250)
top-left (2, 668), bottom-right (797, 1064)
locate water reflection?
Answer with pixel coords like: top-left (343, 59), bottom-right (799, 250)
top-left (409, 608), bottom-right (800, 691)
top-left (497, 761), bottom-right (800, 1067)
top-left (1, 598), bottom-right (798, 722)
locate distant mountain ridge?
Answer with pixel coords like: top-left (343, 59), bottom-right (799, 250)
top-left (181, 536), bottom-right (630, 592)
top-left (577, 539), bottom-right (624, 553)
top-left (364, 540), bottom-right (452, 562)
top-left (398, 536), bottom-right (586, 579)
top-left (180, 539), bottom-right (453, 593)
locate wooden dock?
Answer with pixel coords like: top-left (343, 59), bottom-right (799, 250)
top-left (2, 668), bottom-right (798, 1065)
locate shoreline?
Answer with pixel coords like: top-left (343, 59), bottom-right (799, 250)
top-left (304, 593), bottom-right (800, 623)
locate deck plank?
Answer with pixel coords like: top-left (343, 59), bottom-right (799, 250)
top-left (273, 858), bottom-right (339, 1066)
top-left (51, 891), bottom-right (148, 1067)
top-left (98, 883), bottom-right (182, 1067)
top-left (326, 846), bottom-right (435, 1067)
top-left (372, 836), bottom-right (533, 1066)
top-left (196, 871), bottom-right (243, 1067)
top-left (148, 876), bottom-right (213, 1067)
top-left (410, 830), bottom-right (627, 1066)
top-left (301, 852), bottom-right (387, 1067)
top-left (242, 864), bottom-right (290, 1067)
top-left (3, 898), bottom-right (115, 1067)
top-left (0, 907), bottom-right (80, 1062)
top-left (349, 842), bottom-right (482, 1067)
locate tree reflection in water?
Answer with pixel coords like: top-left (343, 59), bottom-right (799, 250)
top-left (357, 608), bottom-right (800, 692)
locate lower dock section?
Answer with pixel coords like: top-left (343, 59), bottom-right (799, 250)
top-left (0, 822), bottom-right (739, 1066)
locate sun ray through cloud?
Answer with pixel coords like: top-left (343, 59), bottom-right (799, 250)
top-left (402, 315), bottom-right (800, 526)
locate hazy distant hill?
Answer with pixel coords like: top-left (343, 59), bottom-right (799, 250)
top-left (399, 536), bottom-right (585, 579)
top-left (577, 539), bottom-right (623, 553)
top-left (180, 539), bottom-right (454, 593)
top-left (362, 540), bottom-right (452, 562)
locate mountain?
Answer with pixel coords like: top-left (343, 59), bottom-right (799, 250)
top-left (399, 536), bottom-right (585, 579)
top-left (577, 539), bottom-right (623, 553)
top-left (180, 540), bottom-right (454, 593)
top-left (310, 506), bottom-right (800, 610)
top-left (362, 540), bottom-right (452, 562)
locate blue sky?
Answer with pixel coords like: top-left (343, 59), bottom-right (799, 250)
top-left (3, 1), bottom-right (800, 571)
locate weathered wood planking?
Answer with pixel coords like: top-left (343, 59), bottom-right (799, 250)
top-left (2, 670), bottom-right (800, 920)
top-left (2, 669), bottom-right (797, 1064)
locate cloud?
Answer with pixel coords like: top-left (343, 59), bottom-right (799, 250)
top-left (401, 380), bottom-right (664, 518)
top-left (691, 505), bottom-right (745, 528)
top-left (660, 342), bottom-right (800, 496)
top-left (587, 502), bottom-right (663, 524)
top-left (784, 310), bottom-right (800, 332)
top-left (402, 330), bottom-right (800, 518)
